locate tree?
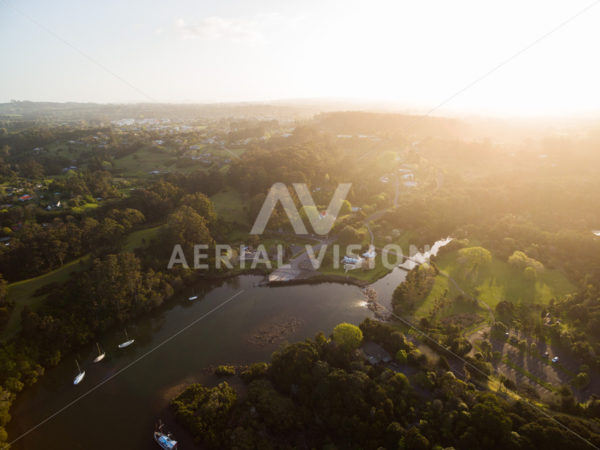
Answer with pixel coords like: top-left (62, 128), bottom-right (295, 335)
top-left (181, 193), bottom-right (217, 227)
top-left (508, 250), bottom-right (544, 272)
top-left (463, 396), bottom-right (512, 447)
top-left (395, 349), bottom-right (408, 363)
top-left (171, 382), bottom-right (237, 448)
top-left (166, 206), bottom-right (214, 251)
top-left (457, 246), bottom-right (492, 281)
top-left (402, 427), bottom-right (430, 450)
top-left (338, 225), bottom-right (362, 246)
top-left (20, 160), bottom-right (44, 178)
top-left (573, 372), bottom-right (590, 389)
top-left (524, 266), bottom-right (537, 281)
top-left (340, 199), bottom-right (352, 215)
top-left (530, 342), bottom-right (538, 354)
top-left (0, 276), bottom-right (7, 304)
top-left (333, 323), bottom-right (363, 351)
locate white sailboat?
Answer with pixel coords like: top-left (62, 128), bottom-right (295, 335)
top-left (118, 328), bottom-right (135, 348)
top-left (93, 342), bottom-right (106, 363)
top-left (73, 360), bottom-right (85, 385)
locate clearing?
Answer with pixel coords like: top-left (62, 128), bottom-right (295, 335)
top-left (414, 249), bottom-right (575, 320)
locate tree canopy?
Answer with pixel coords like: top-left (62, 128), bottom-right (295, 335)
top-left (332, 322), bottom-right (363, 351)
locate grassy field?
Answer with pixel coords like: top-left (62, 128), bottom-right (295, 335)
top-left (1, 256), bottom-right (90, 340)
top-left (122, 225), bottom-right (164, 252)
top-left (114, 147), bottom-right (179, 177)
top-left (211, 189), bottom-right (246, 224)
top-left (71, 202), bottom-right (99, 214)
top-left (2, 224), bottom-right (166, 340)
top-left (46, 140), bottom-right (87, 161)
top-left (414, 249), bottom-right (575, 320)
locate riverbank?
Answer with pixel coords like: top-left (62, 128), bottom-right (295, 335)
top-left (7, 276), bottom-right (372, 450)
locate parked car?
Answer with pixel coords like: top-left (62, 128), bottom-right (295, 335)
top-left (552, 356), bottom-right (559, 363)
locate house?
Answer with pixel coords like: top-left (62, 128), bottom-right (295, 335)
top-left (361, 342), bottom-right (392, 365)
top-left (46, 201), bottom-right (61, 210)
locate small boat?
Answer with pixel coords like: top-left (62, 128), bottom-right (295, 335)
top-left (118, 328), bottom-right (135, 349)
top-left (188, 295), bottom-right (198, 301)
top-left (73, 360), bottom-right (85, 385)
top-left (154, 420), bottom-right (178, 449)
top-left (93, 342), bottom-right (106, 363)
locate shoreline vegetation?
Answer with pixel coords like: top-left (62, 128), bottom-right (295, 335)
top-left (169, 319), bottom-right (600, 449)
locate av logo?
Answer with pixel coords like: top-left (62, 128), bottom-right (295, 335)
top-left (250, 183), bottom-right (352, 235)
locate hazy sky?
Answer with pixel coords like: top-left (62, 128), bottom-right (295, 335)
top-left (1, 0), bottom-right (599, 116)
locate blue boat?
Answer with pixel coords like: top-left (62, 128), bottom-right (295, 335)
top-left (154, 421), bottom-right (178, 450)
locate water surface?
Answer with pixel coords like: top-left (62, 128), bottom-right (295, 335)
top-left (8, 238), bottom-right (451, 449)
top-left (8, 276), bottom-right (369, 449)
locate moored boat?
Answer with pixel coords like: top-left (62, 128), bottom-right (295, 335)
top-left (118, 328), bottom-right (135, 348)
top-left (154, 420), bottom-right (178, 449)
top-left (73, 360), bottom-right (85, 385)
top-left (93, 342), bottom-right (106, 363)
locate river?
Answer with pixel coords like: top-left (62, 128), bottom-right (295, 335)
top-left (7, 239), bottom-right (450, 449)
